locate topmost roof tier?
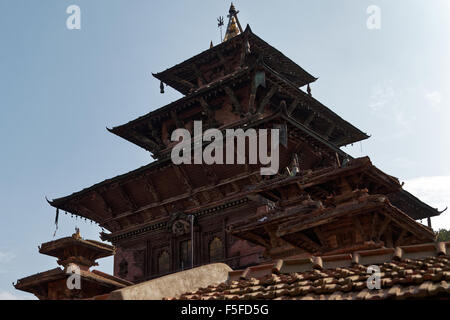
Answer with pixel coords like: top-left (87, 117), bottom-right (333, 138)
top-left (153, 25), bottom-right (317, 96)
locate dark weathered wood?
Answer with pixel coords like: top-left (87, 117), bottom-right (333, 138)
top-left (396, 229), bottom-right (408, 246)
top-left (377, 216), bottom-right (392, 241)
top-left (313, 227), bottom-right (328, 248)
top-left (171, 74), bottom-right (196, 90)
top-left (288, 232), bottom-right (321, 252)
top-left (257, 85), bottom-right (278, 114)
top-left (352, 215), bottom-right (366, 242)
top-left (224, 86), bottom-right (242, 115)
top-left (173, 165), bottom-right (194, 193)
top-left (370, 212), bottom-right (379, 240)
top-left (118, 186), bottom-right (137, 211)
top-left (95, 191), bottom-right (113, 215)
top-left (248, 72), bottom-right (258, 114)
top-left (303, 112), bottom-right (316, 127)
top-left (216, 50), bottom-right (231, 73)
top-left (324, 123), bottom-right (336, 140)
top-left (192, 64), bottom-right (207, 87)
top-left (287, 98), bottom-right (300, 115)
top-left (241, 232), bottom-right (270, 248)
top-left (144, 177), bottom-right (161, 202)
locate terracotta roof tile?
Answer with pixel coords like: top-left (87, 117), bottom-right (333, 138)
top-left (173, 242), bottom-right (450, 300)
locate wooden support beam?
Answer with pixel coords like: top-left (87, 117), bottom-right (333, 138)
top-left (170, 110), bottom-right (184, 128)
top-left (287, 98), bottom-right (300, 115)
top-left (313, 227), bottom-right (328, 247)
top-left (118, 186), bottom-right (138, 211)
top-left (132, 132), bottom-right (161, 151)
top-left (95, 191), bottom-right (113, 215)
top-left (264, 226), bottom-right (279, 248)
top-left (192, 64), bottom-right (207, 87)
top-left (202, 190), bottom-right (212, 202)
top-left (224, 86), bottom-right (242, 115)
top-left (303, 112), bottom-right (316, 127)
top-left (147, 122), bottom-right (163, 145)
top-left (173, 165), bottom-right (194, 193)
top-left (242, 232), bottom-right (270, 248)
top-left (231, 182), bottom-right (240, 193)
top-left (257, 85), bottom-right (278, 114)
top-left (216, 50), bottom-right (231, 73)
top-left (75, 202), bottom-right (102, 222)
top-left (385, 225), bottom-right (394, 247)
top-left (190, 194), bottom-right (201, 206)
top-left (144, 177), bottom-right (161, 202)
top-left (174, 165), bottom-right (201, 206)
top-left (289, 232), bottom-right (322, 252)
top-left (324, 123), bottom-right (336, 140)
top-left (370, 212), bottom-right (379, 241)
top-left (262, 190), bottom-right (281, 202)
top-left (352, 216), bottom-right (366, 242)
top-left (248, 73), bottom-right (258, 114)
top-left (377, 216), bottom-right (392, 241)
top-left (198, 97), bottom-right (217, 126)
top-left (171, 74), bottom-right (196, 91)
top-left (396, 229), bottom-right (408, 246)
top-left (102, 171), bottom-right (260, 225)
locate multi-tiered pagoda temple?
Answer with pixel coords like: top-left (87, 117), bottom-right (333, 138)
top-left (47, 4), bottom-right (442, 284)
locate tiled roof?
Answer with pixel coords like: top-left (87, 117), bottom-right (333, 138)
top-left (172, 242), bottom-right (450, 300)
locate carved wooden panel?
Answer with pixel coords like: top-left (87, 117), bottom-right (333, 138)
top-left (179, 240), bottom-right (192, 269)
top-left (209, 237), bottom-right (224, 263)
top-left (158, 250), bottom-right (170, 275)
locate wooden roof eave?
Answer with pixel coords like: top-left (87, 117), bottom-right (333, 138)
top-left (280, 113), bottom-right (347, 158)
top-left (49, 113), bottom-right (285, 222)
top-left (108, 66), bottom-right (253, 154)
top-left (153, 25), bottom-right (317, 94)
top-left (111, 63), bottom-right (367, 156)
top-left (48, 156), bottom-right (172, 213)
top-left (276, 195), bottom-right (435, 242)
top-left (152, 25), bottom-right (252, 91)
top-left (262, 64), bottom-right (369, 146)
top-left (389, 189), bottom-right (443, 220)
top-left (39, 237), bottom-right (114, 258)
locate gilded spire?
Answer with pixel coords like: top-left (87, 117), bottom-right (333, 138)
top-left (223, 3), bottom-right (243, 42)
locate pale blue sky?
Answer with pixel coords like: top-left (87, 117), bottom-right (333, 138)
top-left (1, 0), bottom-right (449, 299)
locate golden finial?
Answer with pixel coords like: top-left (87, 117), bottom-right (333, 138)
top-left (223, 3), bottom-right (243, 42)
top-left (72, 227), bottom-right (81, 240)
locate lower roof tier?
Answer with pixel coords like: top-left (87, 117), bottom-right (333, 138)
top-left (48, 154), bottom-right (443, 243)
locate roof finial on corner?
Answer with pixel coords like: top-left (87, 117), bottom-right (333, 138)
top-left (223, 3), bottom-right (243, 42)
top-left (72, 227), bottom-right (81, 240)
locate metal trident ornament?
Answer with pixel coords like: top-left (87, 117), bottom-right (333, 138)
top-left (217, 16), bottom-right (224, 42)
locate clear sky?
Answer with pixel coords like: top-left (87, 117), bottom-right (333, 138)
top-left (1, 0), bottom-right (449, 300)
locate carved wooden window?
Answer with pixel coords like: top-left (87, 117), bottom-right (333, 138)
top-left (179, 240), bottom-right (192, 269)
top-left (158, 250), bottom-right (170, 275)
top-left (209, 237), bottom-right (223, 263)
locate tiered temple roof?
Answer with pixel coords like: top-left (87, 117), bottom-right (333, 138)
top-left (43, 3), bottom-right (444, 285)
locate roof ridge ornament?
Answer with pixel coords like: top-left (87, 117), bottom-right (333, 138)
top-left (223, 3), bottom-right (243, 42)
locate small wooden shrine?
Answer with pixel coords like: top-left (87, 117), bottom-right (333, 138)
top-left (14, 229), bottom-right (132, 300)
